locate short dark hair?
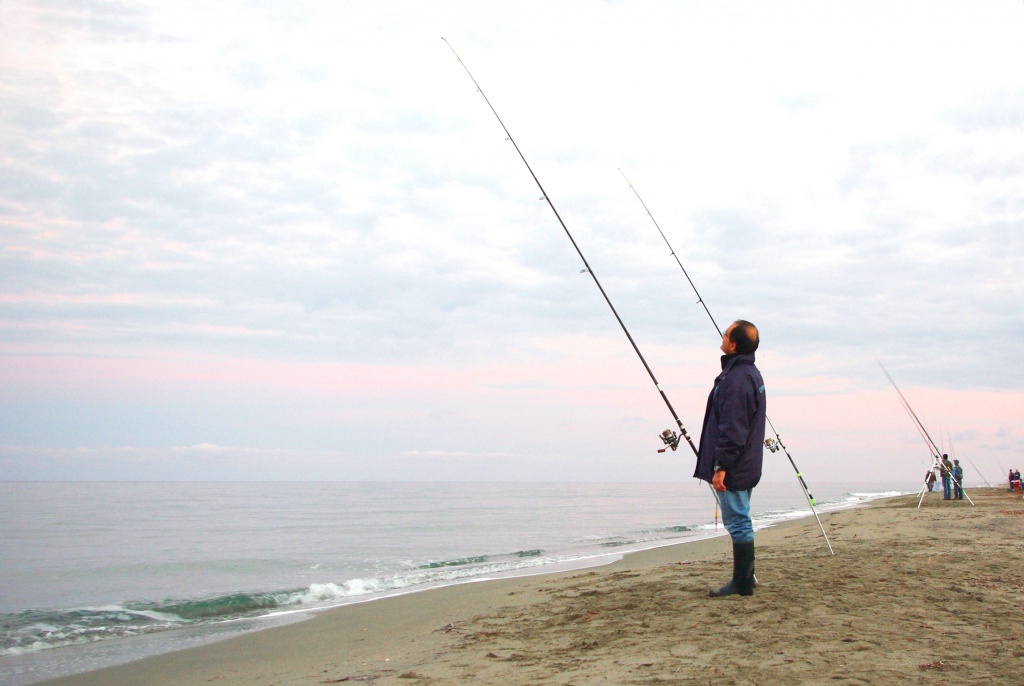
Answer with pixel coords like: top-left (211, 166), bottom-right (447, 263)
top-left (729, 320), bottom-right (759, 355)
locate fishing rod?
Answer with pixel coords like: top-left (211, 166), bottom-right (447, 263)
top-left (906, 409), bottom-right (942, 506)
top-left (618, 169), bottom-right (834, 556)
top-left (880, 364), bottom-right (950, 466)
top-left (895, 386), bottom-right (941, 462)
top-left (878, 363), bottom-right (961, 508)
top-left (949, 430), bottom-right (991, 488)
top-left (878, 363), bottom-right (974, 506)
top-left (911, 412), bottom-right (953, 508)
top-left (442, 40), bottom-right (721, 515)
top-left (964, 452), bottom-right (992, 488)
top-left (996, 458), bottom-right (1008, 487)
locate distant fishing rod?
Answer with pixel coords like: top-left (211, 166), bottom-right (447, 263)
top-left (442, 40), bottom-right (706, 465)
top-left (879, 363), bottom-right (948, 464)
top-left (879, 364), bottom-right (968, 507)
top-left (619, 170), bottom-right (834, 555)
top-left (948, 430), bottom-right (991, 488)
top-left (894, 387), bottom-right (941, 462)
top-left (878, 362), bottom-right (974, 506)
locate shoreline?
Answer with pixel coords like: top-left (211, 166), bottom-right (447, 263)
top-left (4, 500), bottom-right (814, 686)
top-left (32, 487), bottom-right (1024, 685)
top-left (3, 486), bottom-right (900, 686)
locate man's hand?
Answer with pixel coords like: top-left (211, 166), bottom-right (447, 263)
top-left (712, 469), bottom-right (727, 492)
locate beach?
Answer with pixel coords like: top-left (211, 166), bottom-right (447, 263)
top-left (37, 487), bottom-right (1024, 685)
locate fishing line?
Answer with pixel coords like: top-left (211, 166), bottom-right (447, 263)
top-left (442, 40), bottom-right (720, 516)
top-left (618, 169), bottom-right (834, 555)
top-left (879, 362), bottom-right (974, 507)
top-left (950, 431), bottom-right (991, 487)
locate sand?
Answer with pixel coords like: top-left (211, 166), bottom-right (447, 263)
top-left (38, 487), bottom-right (1024, 685)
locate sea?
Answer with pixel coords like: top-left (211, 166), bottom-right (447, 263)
top-left (0, 480), bottom-right (911, 686)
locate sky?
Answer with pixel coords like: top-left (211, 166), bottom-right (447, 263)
top-left (1, 0), bottom-right (1022, 488)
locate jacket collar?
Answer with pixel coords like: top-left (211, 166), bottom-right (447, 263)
top-left (720, 352), bottom-right (756, 371)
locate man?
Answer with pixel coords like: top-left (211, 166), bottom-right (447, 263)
top-left (941, 454), bottom-right (953, 500)
top-left (952, 459), bottom-right (964, 500)
top-left (694, 320), bottom-right (766, 598)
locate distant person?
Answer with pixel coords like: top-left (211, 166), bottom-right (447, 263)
top-left (926, 469), bottom-right (937, 492)
top-left (1010, 470), bottom-right (1015, 492)
top-left (941, 454), bottom-right (954, 500)
top-left (694, 320), bottom-right (766, 598)
top-left (952, 460), bottom-right (964, 500)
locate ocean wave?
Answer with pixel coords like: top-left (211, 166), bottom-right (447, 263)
top-left (0, 605), bottom-right (187, 656)
top-left (417, 548), bottom-right (544, 570)
top-left (0, 551), bottom-right (578, 656)
top-left (846, 491), bottom-right (905, 501)
top-left (418, 555), bottom-right (489, 569)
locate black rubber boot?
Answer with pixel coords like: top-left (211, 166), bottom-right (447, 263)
top-left (709, 541), bottom-right (755, 597)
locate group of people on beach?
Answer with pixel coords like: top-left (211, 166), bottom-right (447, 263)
top-left (1008, 469), bottom-right (1021, 492)
top-left (924, 454), bottom-right (964, 500)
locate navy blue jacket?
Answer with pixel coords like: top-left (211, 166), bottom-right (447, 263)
top-left (694, 352), bottom-right (766, 491)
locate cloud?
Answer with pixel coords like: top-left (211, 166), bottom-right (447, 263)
top-left (1, 0), bottom-right (1023, 481)
top-left (23, 0), bottom-right (154, 43)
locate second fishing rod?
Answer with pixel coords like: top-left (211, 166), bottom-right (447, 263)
top-left (879, 362), bottom-right (974, 507)
top-left (619, 170), bottom-right (834, 555)
top-left (442, 39), bottom-right (718, 508)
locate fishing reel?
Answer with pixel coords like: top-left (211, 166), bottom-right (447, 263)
top-left (658, 429), bottom-right (680, 453)
top-left (764, 438), bottom-right (781, 454)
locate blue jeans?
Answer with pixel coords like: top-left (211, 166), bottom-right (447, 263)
top-left (942, 476), bottom-right (951, 500)
top-left (719, 489), bottom-right (754, 543)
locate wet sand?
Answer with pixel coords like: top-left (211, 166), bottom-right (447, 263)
top-left (40, 487), bottom-right (1024, 685)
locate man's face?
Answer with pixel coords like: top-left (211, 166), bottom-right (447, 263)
top-left (720, 322), bottom-right (738, 355)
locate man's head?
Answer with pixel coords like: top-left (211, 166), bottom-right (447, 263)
top-left (721, 320), bottom-right (759, 356)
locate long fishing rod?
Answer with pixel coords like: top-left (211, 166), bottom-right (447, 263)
top-left (878, 363), bottom-right (974, 506)
top-left (894, 385), bottom-right (941, 462)
top-left (442, 40), bottom-right (713, 493)
top-left (903, 399), bottom-right (951, 506)
top-left (878, 363), bottom-right (960, 508)
top-left (995, 458), bottom-right (1008, 486)
top-left (881, 364), bottom-right (948, 465)
top-left (949, 430), bottom-right (991, 488)
top-left (618, 169), bottom-right (834, 555)
top-left (895, 400), bottom-right (945, 508)
top-left (963, 453), bottom-right (992, 488)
